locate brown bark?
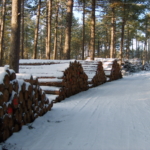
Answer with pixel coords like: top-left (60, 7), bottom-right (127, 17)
top-left (33, 0), bottom-right (41, 59)
top-left (46, 0), bottom-right (52, 59)
top-left (126, 24), bottom-right (130, 59)
top-left (119, 1), bottom-right (126, 64)
top-left (0, 0), bottom-right (6, 66)
top-left (9, 0), bottom-right (21, 73)
top-left (82, 0), bottom-right (85, 60)
top-left (89, 0), bottom-right (95, 60)
top-left (63, 0), bottom-right (74, 59)
top-left (53, 2), bottom-right (59, 60)
top-left (20, 0), bottom-right (24, 59)
top-left (110, 6), bottom-right (115, 58)
top-left (143, 16), bottom-right (148, 63)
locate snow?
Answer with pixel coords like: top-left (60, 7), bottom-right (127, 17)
top-left (16, 73), bottom-right (32, 80)
top-left (38, 78), bottom-right (63, 83)
top-left (40, 86), bottom-right (61, 91)
top-left (46, 94), bottom-right (59, 101)
top-left (19, 64), bottom-right (69, 78)
top-left (2, 71), bottom-right (150, 150)
top-left (19, 59), bottom-right (76, 64)
top-left (0, 71), bottom-right (8, 84)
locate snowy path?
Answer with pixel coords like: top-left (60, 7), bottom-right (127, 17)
top-left (3, 71), bottom-right (150, 150)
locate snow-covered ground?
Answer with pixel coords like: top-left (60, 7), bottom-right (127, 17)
top-left (1, 71), bottom-right (150, 150)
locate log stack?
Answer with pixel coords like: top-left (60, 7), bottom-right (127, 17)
top-left (121, 59), bottom-right (142, 73)
top-left (19, 59), bottom-right (89, 103)
top-left (143, 62), bottom-right (150, 71)
top-left (79, 60), bottom-right (106, 87)
top-left (0, 67), bottom-right (53, 142)
top-left (95, 58), bottom-right (122, 81)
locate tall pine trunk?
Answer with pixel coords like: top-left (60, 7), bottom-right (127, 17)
top-left (63, 0), bottom-right (73, 59)
top-left (110, 5), bottom-right (115, 58)
top-left (89, 0), bottom-right (95, 60)
top-left (82, 0), bottom-right (85, 60)
top-left (53, 2), bottom-right (59, 60)
top-left (126, 24), bottom-right (130, 59)
top-left (9, 0), bottom-right (21, 73)
top-left (20, 0), bottom-right (24, 59)
top-left (119, 2), bottom-right (126, 64)
top-left (0, 0), bottom-right (6, 66)
top-left (46, 0), bottom-right (52, 59)
top-left (143, 16), bottom-right (148, 63)
top-left (33, 0), bottom-right (41, 59)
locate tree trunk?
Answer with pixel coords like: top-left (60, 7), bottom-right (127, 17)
top-left (148, 39), bottom-right (150, 62)
top-left (120, 20), bottom-right (125, 63)
top-left (82, 0), bottom-right (85, 60)
top-left (126, 24), bottom-right (130, 59)
top-left (46, 0), bottom-right (52, 59)
top-left (20, 0), bottom-right (24, 59)
top-left (59, 33), bottom-right (63, 59)
top-left (110, 5), bottom-right (115, 58)
top-left (63, 0), bottom-right (74, 59)
top-left (89, 0), bottom-right (95, 60)
top-left (97, 40), bottom-right (100, 57)
top-left (119, 2), bottom-right (126, 64)
top-left (53, 2), bottom-right (59, 60)
top-left (0, 0), bottom-right (6, 66)
top-left (33, 0), bottom-right (41, 59)
top-left (144, 16), bottom-right (148, 63)
top-left (9, 0), bottom-right (21, 73)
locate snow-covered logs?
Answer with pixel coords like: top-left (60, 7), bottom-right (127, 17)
top-left (121, 59), bottom-right (142, 73)
top-left (19, 59), bottom-right (89, 103)
top-left (79, 61), bottom-right (106, 87)
top-left (142, 62), bottom-right (150, 71)
top-left (0, 68), bottom-right (52, 142)
top-left (95, 58), bottom-right (122, 81)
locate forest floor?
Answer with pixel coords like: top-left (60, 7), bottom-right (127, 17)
top-left (1, 71), bottom-right (150, 150)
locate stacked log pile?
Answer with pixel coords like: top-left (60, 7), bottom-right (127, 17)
top-left (19, 59), bottom-right (89, 103)
top-left (0, 67), bottom-right (53, 142)
top-left (121, 59), bottom-right (142, 73)
top-left (94, 58), bottom-right (122, 81)
top-left (142, 62), bottom-right (150, 71)
top-left (79, 61), bottom-right (106, 87)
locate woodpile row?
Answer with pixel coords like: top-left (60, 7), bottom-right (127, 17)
top-left (0, 67), bottom-right (53, 142)
top-left (142, 62), bottom-right (150, 71)
top-left (121, 59), bottom-right (143, 73)
top-left (19, 60), bottom-right (89, 103)
top-left (79, 61), bottom-right (106, 87)
top-left (95, 58), bottom-right (122, 81)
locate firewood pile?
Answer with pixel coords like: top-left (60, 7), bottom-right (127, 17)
top-left (94, 58), bottom-right (122, 81)
top-left (79, 60), bottom-right (106, 87)
top-left (143, 62), bottom-right (150, 71)
top-left (19, 59), bottom-right (89, 103)
top-left (121, 59), bottom-right (142, 74)
top-left (0, 67), bottom-right (53, 142)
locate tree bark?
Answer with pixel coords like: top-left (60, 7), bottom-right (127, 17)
top-left (119, 2), bottom-right (126, 64)
top-left (144, 16), bottom-right (148, 63)
top-left (0, 0), bottom-right (6, 66)
top-left (89, 0), bottom-right (95, 60)
top-left (126, 24), bottom-right (130, 59)
top-left (20, 0), bottom-right (24, 59)
top-left (63, 0), bottom-right (74, 59)
top-left (110, 5), bottom-right (115, 58)
top-left (46, 0), bottom-right (52, 59)
top-left (53, 2), bottom-right (59, 60)
top-left (9, 0), bottom-right (21, 73)
top-left (82, 0), bottom-right (85, 60)
top-left (33, 0), bottom-right (41, 59)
